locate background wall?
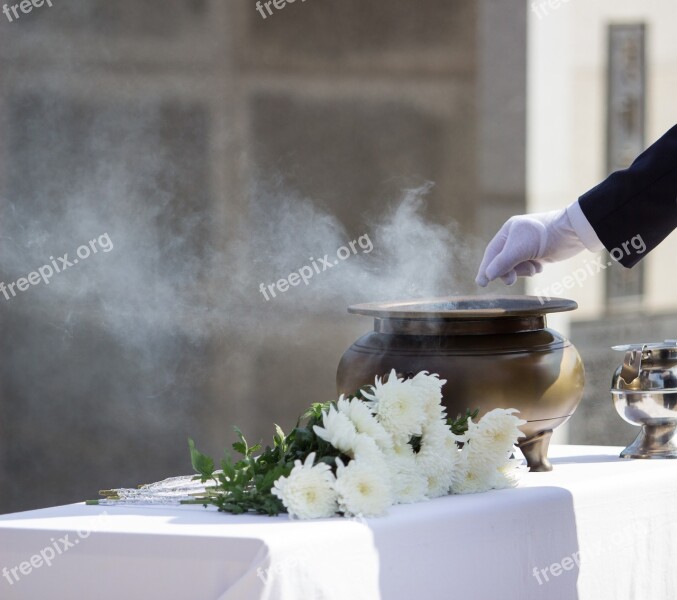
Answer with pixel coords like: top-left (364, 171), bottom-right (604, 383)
top-left (3, 0), bottom-right (675, 515)
top-left (0, 0), bottom-right (528, 513)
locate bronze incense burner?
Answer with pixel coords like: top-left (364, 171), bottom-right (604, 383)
top-left (337, 296), bottom-right (585, 471)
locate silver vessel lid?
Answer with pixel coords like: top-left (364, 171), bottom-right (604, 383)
top-left (612, 339), bottom-right (677, 352)
top-left (611, 340), bottom-right (677, 388)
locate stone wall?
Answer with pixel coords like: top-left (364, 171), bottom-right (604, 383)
top-left (0, 0), bottom-right (528, 513)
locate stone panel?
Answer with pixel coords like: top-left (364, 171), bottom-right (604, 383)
top-left (242, 0), bottom-right (476, 73)
top-left (248, 90), bottom-right (475, 236)
top-left (0, 95), bottom-right (213, 513)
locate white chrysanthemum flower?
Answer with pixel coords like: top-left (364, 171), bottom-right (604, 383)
top-left (410, 371), bottom-right (448, 423)
top-left (424, 470), bottom-right (454, 498)
top-left (452, 468), bottom-right (494, 494)
top-left (420, 419), bottom-right (461, 461)
top-left (271, 453), bottom-right (337, 519)
top-left (387, 441), bottom-right (417, 460)
top-left (418, 440), bottom-right (458, 473)
top-left (313, 405), bottom-right (358, 454)
top-left (463, 444), bottom-right (503, 475)
top-left (416, 435), bottom-right (460, 498)
top-left (464, 408), bottom-right (525, 470)
top-left (352, 434), bottom-right (388, 464)
top-left (451, 453), bottom-right (496, 495)
top-left (362, 369), bottom-right (427, 443)
top-left (383, 444), bottom-right (427, 504)
top-left (334, 458), bottom-right (393, 517)
top-left (468, 408), bottom-right (525, 452)
top-left (422, 419), bottom-right (463, 454)
top-left (452, 447), bottom-right (523, 495)
top-left (490, 460), bottom-right (524, 490)
top-left (337, 396), bottom-right (393, 452)
top-left (391, 466), bottom-right (428, 504)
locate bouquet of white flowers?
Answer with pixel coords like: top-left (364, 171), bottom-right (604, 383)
top-left (185, 370), bottom-right (526, 519)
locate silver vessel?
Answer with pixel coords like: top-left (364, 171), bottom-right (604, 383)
top-left (611, 340), bottom-right (677, 459)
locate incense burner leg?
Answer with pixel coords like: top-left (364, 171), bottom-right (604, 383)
top-left (517, 429), bottom-right (553, 472)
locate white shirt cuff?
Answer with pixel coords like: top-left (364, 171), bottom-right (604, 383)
top-left (566, 200), bottom-right (605, 252)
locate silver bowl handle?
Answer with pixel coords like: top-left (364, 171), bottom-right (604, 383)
top-left (620, 344), bottom-right (647, 385)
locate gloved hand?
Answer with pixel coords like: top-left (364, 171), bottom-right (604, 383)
top-left (475, 207), bottom-right (589, 287)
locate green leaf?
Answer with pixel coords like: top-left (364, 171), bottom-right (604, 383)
top-left (188, 439), bottom-right (215, 479)
top-left (273, 424), bottom-right (286, 450)
top-left (232, 426), bottom-right (249, 455)
top-left (317, 455), bottom-right (337, 467)
top-left (293, 427), bottom-right (314, 446)
top-left (220, 455), bottom-right (236, 480)
top-left (448, 408), bottom-right (480, 436)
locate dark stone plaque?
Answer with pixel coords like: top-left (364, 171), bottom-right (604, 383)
top-left (605, 23), bottom-right (646, 307)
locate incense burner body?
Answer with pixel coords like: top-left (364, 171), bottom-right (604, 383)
top-left (337, 296), bottom-right (585, 472)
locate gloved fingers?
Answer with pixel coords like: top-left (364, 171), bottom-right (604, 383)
top-left (513, 260), bottom-right (544, 277)
top-left (495, 261), bottom-right (542, 285)
top-left (500, 270), bottom-right (517, 285)
top-left (484, 219), bottom-right (545, 283)
top-left (531, 260), bottom-right (544, 273)
top-left (475, 221), bottom-right (511, 287)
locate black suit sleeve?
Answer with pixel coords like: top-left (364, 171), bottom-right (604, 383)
top-left (578, 125), bottom-right (677, 268)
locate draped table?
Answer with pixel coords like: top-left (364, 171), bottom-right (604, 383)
top-left (1, 445), bottom-right (676, 600)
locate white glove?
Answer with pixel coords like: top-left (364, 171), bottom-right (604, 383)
top-left (475, 203), bottom-right (601, 287)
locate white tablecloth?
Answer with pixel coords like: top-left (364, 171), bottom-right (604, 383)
top-left (1, 445), bottom-right (677, 600)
